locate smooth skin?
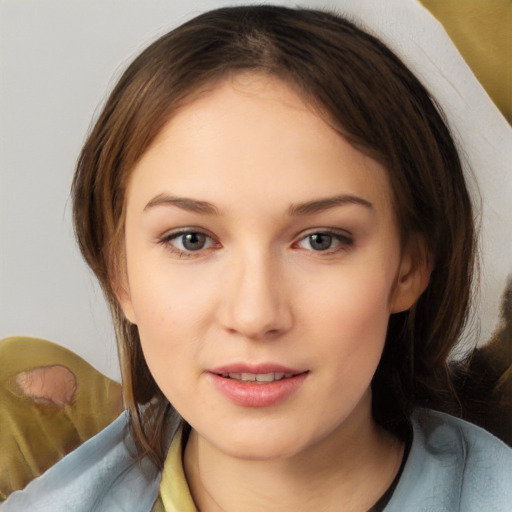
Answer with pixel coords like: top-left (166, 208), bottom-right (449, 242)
top-left (117, 74), bottom-right (430, 511)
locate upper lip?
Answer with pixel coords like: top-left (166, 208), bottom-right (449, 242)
top-left (209, 363), bottom-right (306, 375)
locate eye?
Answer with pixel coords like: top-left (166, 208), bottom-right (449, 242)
top-left (304, 233), bottom-right (334, 251)
top-left (296, 230), bottom-right (353, 252)
top-left (159, 229), bottom-right (218, 256)
top-left (175, 232), bottom-right (209, 251)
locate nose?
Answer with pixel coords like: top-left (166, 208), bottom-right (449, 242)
top-left (217, 249), bottom-right (293, 340)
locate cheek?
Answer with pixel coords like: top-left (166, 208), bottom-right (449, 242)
top-left (302, 262), bottom-right (394, 331)
top-left (132, 281), bottom-right (203, 407)
top-left (125, 260), bottom-right (220, 388)
top-left (298, 264), bottom-right (394, 376)
top-left (127, 256), bottom-right (217, 330)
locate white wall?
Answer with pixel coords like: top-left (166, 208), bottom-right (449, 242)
top-left (0, 0), bottom-right (209, 380)
top-left (1, 0), bottom-right (510, 382)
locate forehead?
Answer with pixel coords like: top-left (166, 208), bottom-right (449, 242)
top-left (126, 73), bottom-right (394, 217)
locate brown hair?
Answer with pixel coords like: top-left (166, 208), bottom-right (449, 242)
top-left (72, 6), bottom-right (477, 466)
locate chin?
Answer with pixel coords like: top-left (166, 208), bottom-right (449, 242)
top-left (207, 421), bottom-right (319, 462)
top-left (223, 437), bottom-right (303, 461)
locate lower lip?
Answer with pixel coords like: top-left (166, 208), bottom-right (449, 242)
top-left (209, 372), bottom-right (308, 407)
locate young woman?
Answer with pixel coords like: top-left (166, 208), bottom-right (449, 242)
top-left (3, 4), bottom-right (511, 512)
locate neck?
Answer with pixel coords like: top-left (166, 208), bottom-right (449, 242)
top-left (183, 395), bottom-right (404, 512)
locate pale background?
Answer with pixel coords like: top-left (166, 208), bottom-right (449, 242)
top-left (1, 0), bottom-right (511, 382)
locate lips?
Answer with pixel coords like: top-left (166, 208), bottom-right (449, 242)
top-left (211, 363), bottom-right (304, 375)
top-left (220, 372), bottom-right (294, 383)
top-left (208, 364), bottom-right (308, 407)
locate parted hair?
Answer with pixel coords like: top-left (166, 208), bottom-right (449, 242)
top-left (72, 6), bottom-right (478, 467)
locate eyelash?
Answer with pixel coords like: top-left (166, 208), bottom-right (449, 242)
top-left (294, 229), bottom-right (354, 254)
top-left (157, 228), bottom-right (354, 258)
top-left (157, 229), bottom-right (219, 259)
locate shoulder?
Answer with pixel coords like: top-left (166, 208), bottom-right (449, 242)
top-left (386, 408), bottom-right (512, 512)
top-left (1, 412), bottom-right (161, 512)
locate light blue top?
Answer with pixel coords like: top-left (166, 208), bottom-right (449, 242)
top-left (2, 409), bottom-right (512, 511)
top-left (386, 409), bottom-right (512, 511)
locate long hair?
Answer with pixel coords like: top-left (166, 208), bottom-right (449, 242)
top-left (72, 6), bottom-right (478, 466)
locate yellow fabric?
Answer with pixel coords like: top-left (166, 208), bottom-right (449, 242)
top-left (0, 336), bottom-right (123, 501)
top-left (419, 0), bottom-right (512, 123)
top-left (151, 496), bottom-right (166, 512)
top-left (158, 429), bottom-right (198, 512)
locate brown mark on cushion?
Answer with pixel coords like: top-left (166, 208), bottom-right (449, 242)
top-left (15, 365), bottom-right (77, 408)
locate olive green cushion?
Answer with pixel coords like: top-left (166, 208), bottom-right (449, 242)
top-left (0, 336), bottom-right (122, 501)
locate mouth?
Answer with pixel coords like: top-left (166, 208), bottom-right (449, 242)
top-left (218, 371), bottom-right (297, 383)
top-left (209, 367), bottom-right (309, 407)
top-left (209, 363), bottom-right (307, 384)
top-left (207, 363), bottom-right (310, 407)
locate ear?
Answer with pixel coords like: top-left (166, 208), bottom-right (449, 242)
top-left (111, 263), bottom-right (138, 325)
top-left (390, 241), bottom-right (432, 314)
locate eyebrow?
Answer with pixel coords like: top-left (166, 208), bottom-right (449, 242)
top-left (288, 194), bottom-right (373, 215)
top-left (143, 193), bottom-right (373, 216)
top-left (144, 194), bottom-right (219, 215)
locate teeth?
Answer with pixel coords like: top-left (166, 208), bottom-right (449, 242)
top-left (223, 372), bottom-right (293, 383)
top-left (255, 373), bottom-right (274, 382)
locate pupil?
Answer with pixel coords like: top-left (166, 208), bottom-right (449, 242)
top-left (310, 233), bottom-right (332, 251)
top-left (183, 233), bottom-right (206, 251)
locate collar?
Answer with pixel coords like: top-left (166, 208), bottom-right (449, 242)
top-left (159, 428), bottom-right (197, 512)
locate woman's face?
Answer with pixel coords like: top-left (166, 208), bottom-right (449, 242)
top-left (119, 74), bottom-right (424, 461)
